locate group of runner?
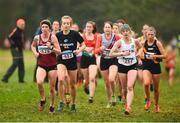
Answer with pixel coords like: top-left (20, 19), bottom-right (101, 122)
top-left (31, 15), bottom-right (170, 115)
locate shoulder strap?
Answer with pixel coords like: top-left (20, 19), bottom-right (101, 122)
top-left (108, 34), bottom-right (116, 49)
top-left (49, 33), bottom-right (53, 43)
top-left (39, 34), bottom-right (42, 45)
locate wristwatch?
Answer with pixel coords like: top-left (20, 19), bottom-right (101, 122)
top-left (50, 46), bottom-right (54, 50)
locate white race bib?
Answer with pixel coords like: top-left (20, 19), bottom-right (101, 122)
top-left (38, 46), bottom-right (52, 54)
top-left (122, 57), bottom-right (134, 64)
top-left (62, 50), bottom-right (74, 60)
top-left (102, 49), bottom-right (111, 59)
top-left (145, 52), bottom-right (155, 60)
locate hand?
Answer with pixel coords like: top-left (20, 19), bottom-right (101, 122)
top-left (46, 42), bottom-right (51, 49)
top-left (35, 52), bottom-right (39, 58)
top-left (122, 50), bottom-right (130, 56)
top-left (100, 46), bottom-right (106, 51)
top-left (73, 50), bottom-right (80, 55)
top-left (138, 59), bottom-right (142, 65)
top-left (136, 52), bottom-right (141, 57)
top-left (151, 54), bottom-right (157, 59)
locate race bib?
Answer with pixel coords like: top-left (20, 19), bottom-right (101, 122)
top-left (83, 51), bottom-right (93, 57)
top-left (145, 52), bottom-right (155, 60)
top-left (102, 49), bottom-right (111, 59)
top-left (122, 57), bottom-right (134, 64)
top-left (62, 50), bottom-right (74, 60)
top-left (38, 46), bottom-right (52, 54)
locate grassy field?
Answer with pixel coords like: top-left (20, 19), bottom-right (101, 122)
top-left (0, 49), bottom-right (180, 122)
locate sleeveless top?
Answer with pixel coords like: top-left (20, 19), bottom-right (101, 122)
top-left (143, 40), bottom-right (162, 63)
top-left (82, 33), bottom-right (97, 56)
top-left (83, 33), bottom-right (97, 47)
top-left (37, 34), bottom-right (57, 67)
top-left (117, 38), bottom-right (137, 66)
top-left (101, 33), bottom-right (116, 59)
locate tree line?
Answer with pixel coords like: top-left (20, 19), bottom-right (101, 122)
top-left (0, 0), bottom-right (180, 46)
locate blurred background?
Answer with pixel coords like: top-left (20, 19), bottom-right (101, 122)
top-left (0, 0), bottom-right (180, 47)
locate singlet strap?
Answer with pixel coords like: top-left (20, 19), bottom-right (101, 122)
top-left (108, 34), bottom-right (116, 49)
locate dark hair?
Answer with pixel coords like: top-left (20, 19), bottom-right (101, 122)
top-left (86, 21), bottom-right (97, 34)
top-left (116, 19), bottom-right (126, 24)
top-left (40, 19), bottom-right (51, 29)
top-left (104, 21), bottom-right (113, 28)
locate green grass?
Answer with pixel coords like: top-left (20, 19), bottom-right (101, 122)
top-left (0, 49), bottom-right (180, 122)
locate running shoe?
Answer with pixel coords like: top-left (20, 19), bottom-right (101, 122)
top-left (124, 107), bottom-right (131, 115)
top-left (84, 84), bottom-right (89, 94)
top-left (154, 105), bottom-right (160, 113)
top-left (111, 96), bottom-right (116, 106)
top-left (38, 98), bottom-right (46, 111)
top-left (106, 103), bottom-right (112, 108)
top-left (49, 106), bottom-right (55, 114)
top-left (88, 97), bottom-right (93, 103)
top-left (71, 104), bottom-right (76, 112)
top-left (117, 95), bottom-right (122, 103)
top-left (144, 98), bottom-right (147, 104)
top-left (144, 100), bottom-right (151, 110)
top-left (1, 78), bottom-right (8, 83)
top-left (58, 101), bottom-right (64, 112)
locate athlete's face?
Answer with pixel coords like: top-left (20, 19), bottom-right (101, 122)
top-left (147, 30), bottom-right (155, 40)
top-left (112, 25), bottom-right (119, 34)
top-left (142, 25), bottom-right (149, 36)
top-left (41, 24), bottom-right (50, 34)
top-left (85, 23), bottom-right (93, 33)
top-left (61, 18), bottom-right (71, 31)
top-left (18, 21), bottom-right (25, 30)
top-left (104, 23), bottom-right (112, 35)
top-left (71, 24), bottom-right (79, 32)
top-left (118, 22), bottom-right (123, 28)
top-left (52, 21), bottom-right (60, 32)
top-left (122, 29), bottom-right (130, 38)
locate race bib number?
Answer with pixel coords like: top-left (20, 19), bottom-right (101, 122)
top-left (122, 57), bottom-right (134, 64)
top-left (102, 49), bottom-right (111, 59)
top-left (145, 52), bottom-right (155, 60)
top-left (38, 46), bottom-right (52, 54)
top-left (62, 50), bottom-right (74, 60)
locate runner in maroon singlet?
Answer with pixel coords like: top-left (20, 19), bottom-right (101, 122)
top-left (31, 19), bottom-right (60, 114)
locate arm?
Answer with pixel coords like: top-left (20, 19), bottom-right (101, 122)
top-left (74, 42), bottom-right (86, 55)
top-left (31, 35), bottom-right (39, 58)
top-left (47, 35), bottom-right (61, 55)
top-left (135, 39), bottom-right (143, 64)
top-left (73, 31), bottom-right (86, 55)
top-left (94, 35), bottom-right (102, 54)
top-left (153, 40), bottom-right (166, 59)
top-left (109, 40), bottom-right (122, 57)
top-left (8, 28), bottom-right (17, 40)
top-left (135, 39), bottom-right (143, 58)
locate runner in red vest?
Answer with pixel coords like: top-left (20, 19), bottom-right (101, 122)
top-left (81, 21), bottom-right (99, 103)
